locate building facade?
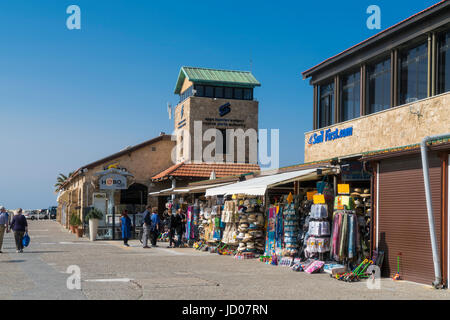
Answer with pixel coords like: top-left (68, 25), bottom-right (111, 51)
top-left (302, 1), bottom-right (450, 286)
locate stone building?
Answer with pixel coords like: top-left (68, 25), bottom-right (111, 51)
top-left (302, 1), bottom-right (450, 286)
top-left (56, 134), bottom-right (175, 237)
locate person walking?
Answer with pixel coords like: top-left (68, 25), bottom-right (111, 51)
top-left (10, 209), bottom-right (28, 253)
top-left (167, 209), bottom-right (176, 248)
top-left (0, 206), bottom-right (9, 253)
top-left (120, 209), bottom-right (132, 247)
top-left (176, 209), bottom-right (185, 247)
top-left (150, 207), bottom-right (160, 247)
top-left (142, 205), bottom-right (152, 248)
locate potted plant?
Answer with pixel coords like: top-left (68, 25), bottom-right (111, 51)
top-left (69, 213), bottom-right (78, 233)
top-left (85, 208), bottom-right (103, 241)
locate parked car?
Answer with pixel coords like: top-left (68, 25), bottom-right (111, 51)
top-left (24, 210), bottom-right (35, 220)
top-left (48, 206), bottom-right (57, 219)
top-left (38, 209), bottom-right (49, 219)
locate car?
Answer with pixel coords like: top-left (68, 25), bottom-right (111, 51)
top-left (48, 206), bottom-right (57, 219)
top-left (24, 210), bottom-right (35, 220)
top-left (38, 209), bottom-right (49, 219)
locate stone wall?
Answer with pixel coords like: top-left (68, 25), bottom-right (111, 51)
top-left (174, 96), bottom-right (258, 163)
top-left (304, 92), bottom-right (450, 163)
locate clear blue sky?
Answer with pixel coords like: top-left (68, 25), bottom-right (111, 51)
top-left (0, 0), bottom-right (440, 209)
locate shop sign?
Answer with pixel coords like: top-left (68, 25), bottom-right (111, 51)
top-left (337, 184), bottom-right (350, 195)
top-left (308, 126), bottom-right (353, 145)
top-left (313, 194), bottom-right (325, 204)
top-left (99, 173), bottom-right (127, 190)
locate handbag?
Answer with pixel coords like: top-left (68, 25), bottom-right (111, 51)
top-left (22, 232), bottom-right (30, 247)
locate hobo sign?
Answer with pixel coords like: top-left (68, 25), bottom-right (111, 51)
top-left (99, 173), bottom-right (127, 190)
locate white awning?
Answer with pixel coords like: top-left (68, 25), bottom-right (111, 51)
top-left (205, 168), bottom-right (328, 196)
top-left (149, 187), bottom-right (174, 196)
top-left (174, 182), bottom-right (234, 194)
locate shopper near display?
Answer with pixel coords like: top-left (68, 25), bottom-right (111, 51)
top-left (120, 209), bottom-right (132, 247)
top-left (150, 207), bottom-right (160, 247)
top-left (10, 208), bottom-right (28, 253)
top-left (142, 205), bottom-right (152, 248)
top-left (0, 206), bottom-right (9, 253)
top-left (176, 209), bottom-right (184, 247)
top-left (167, 209), bottom-right (176, 248)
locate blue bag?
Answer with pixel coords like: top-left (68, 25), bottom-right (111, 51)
top-left (22, 232), bottom-right (30, 247)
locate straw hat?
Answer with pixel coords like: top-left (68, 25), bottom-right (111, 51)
top-left (361, 189), bottom-right (371, 198)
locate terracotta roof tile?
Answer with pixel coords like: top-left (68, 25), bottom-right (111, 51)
top-left (151, 162), bottom-right (260, 181)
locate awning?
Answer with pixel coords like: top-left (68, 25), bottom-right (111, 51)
top-left (174, 182), bottom-right (234, 194)
top-left (149, 187), bottom-right (174, 196)
top-left (205, 168), bottom-right (331, 196)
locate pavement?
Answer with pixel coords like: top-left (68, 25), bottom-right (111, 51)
top-left (0, 220), bottom-right (449, 300)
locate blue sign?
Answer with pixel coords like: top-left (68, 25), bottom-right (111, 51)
top-left (308, 126), bottom-right (353, 145)
top-left (219, 102), bottom-right (231, 117)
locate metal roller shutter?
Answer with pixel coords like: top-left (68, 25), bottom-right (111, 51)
top-left (377, 153), bottom-right (442, 285)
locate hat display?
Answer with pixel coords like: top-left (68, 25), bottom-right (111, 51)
top-left (361, 189), bottom-right (371, 198)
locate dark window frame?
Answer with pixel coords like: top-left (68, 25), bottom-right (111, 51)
top-left (340, 69), bottom-right (361, 122)
top-left (366, 56), bottom-right (391, 115)
top-left (437, 29), bottom-right (450, 94)
top-left (397, 40), bottom-right (429, 105)
top-left (317, 80), bottom-right (335, 129)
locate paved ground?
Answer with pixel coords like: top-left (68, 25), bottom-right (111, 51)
top-left (0, 220), bottom-right (449, 300)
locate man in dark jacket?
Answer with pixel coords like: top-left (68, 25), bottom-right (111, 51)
top-left (175, 209), bottom-right (184, 247)
top-left (149, 207), bottom-right (160, 247)
top-left (167, 209), bottom-right (176, 248)
top-left (10, 208), bottom-right (28, 253)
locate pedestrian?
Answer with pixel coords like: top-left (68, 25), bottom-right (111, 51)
top-left (167, 209), bottom-right (176, 248)
top-left (176, 209), bottom-right (185, 247)
top-left (10, 208), bottom-right (28, 253)
top-left (150, 207), bottom-right (160, 247)
top-left (120, 209), bottom-right (132, 247)
top-left (0, 206), bottom-right (9, 253)
top-left (142, 205), bottom-right (152, 248)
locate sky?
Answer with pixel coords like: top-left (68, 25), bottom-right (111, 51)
top-left (0, 0), bottom-right (441, 209)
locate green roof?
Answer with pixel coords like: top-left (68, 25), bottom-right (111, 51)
top-left (174, 66), bottom-right (261, 94)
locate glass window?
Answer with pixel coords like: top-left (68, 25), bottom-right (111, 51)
top-left (398, 42), bottom-right (428, 105)
top-left (243, 88), bottom-right (253, 100)
top-left (438, 30), bottom-right (450, 94)
top-left (224, 87), bottom-right (233, 99)
top-left (195, 85), bottom-right (204, 97)
top-left (215, 87), bottom-right (224, 98)
top-left (234, 88), bottom-right (243, 99)
top-left (366, 58), bottom-right (391, 114)
top-left (205, 86), bottom-right (214, 98)
top-left (318, 82), bottom-right (334, 128)
top-left (340, 71), bottom-right (360, 121)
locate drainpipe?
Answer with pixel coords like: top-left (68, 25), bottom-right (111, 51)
top-left (420, 133), bottom-right (450, 288)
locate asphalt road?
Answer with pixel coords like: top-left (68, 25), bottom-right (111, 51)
top-left (0, 220), bottom-right (449, 300)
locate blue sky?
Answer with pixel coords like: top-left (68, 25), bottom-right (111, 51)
top-left (0, 0), bottom-right (440, 209)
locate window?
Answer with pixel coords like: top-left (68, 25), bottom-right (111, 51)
top-left (194, 85), bottom-right (204, 97)
top-left (234, 88), bottom-right (243, 99)
top-left (224, 87), bottom-right (233, 99)
top-left (340, 71), bottom-right (360, 121)
top-left (215, 87), bottom-right (224, 98)
top-left (205, 86), bottom-right (214, 97)
top-left (243, 88), bottom-right (253, 100)
top-left (318, 82), bottom-right (334, 128)
top-left (366, 57), bottom-right (391, 114)
top-left (398, 42), bottom-right (428, 105)
top-left (179, 86), bottom-right (193, 102)
top-left (438, 30), bottom-right (450, 94)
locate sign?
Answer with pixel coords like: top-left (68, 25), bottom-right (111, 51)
top-left (313, 194), bottom-right (325, 204)
top-left (308, 126), bottom-right (353, 145)
top-left (99, 173), bottom-right (127, 190)
top-left (337, 184), bottom-right (350, 195)
top-left (219, 102), bottom-right (231, 117)
top-left (307, 191), bottom-right (318, 200)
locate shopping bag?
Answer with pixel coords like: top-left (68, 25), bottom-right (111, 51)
top-left (22, 232), bottom-right (30, 247)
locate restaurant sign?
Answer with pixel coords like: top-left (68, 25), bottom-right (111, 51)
top-left (308, 126), bottom-right (353, 145)
top-left (99, 173), bottom-right (127, 190)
